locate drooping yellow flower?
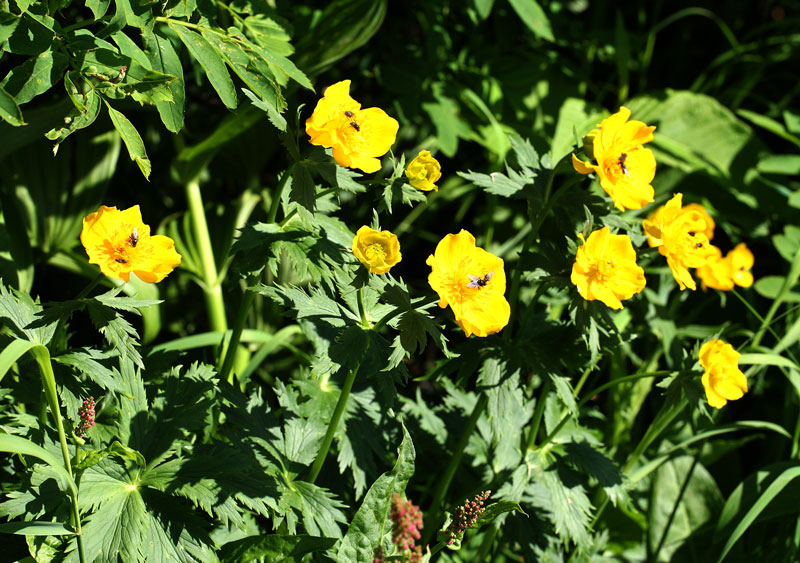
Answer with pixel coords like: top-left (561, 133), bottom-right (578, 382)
top-left (426, 230), bottom-right (510, 338)
top-left (699, 339), bottom-right (748, 409)
top-left (697, 243), bottom-right (754, 291)
top-left (571, 227), bottom-right (646, 309)
top-left (352, 226), bottom-right (401, 274)
top-left (642, 193), bottom-right (716, 290)
top-left (405, 150), bottom-right (442, 191)
top-left (305, 80), bottom-right (399, 174)
top-left (81, 205), bottom-right (181, 283)
top-left (572, 107), bottom-right (657, 211)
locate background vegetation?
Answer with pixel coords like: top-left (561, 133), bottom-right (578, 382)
top-left (1, 0), bottom-right (800, 561)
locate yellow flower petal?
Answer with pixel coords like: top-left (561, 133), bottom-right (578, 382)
top-left (427, 230), bottom-right (509, 337)
top-left (699, 339), bottom-right (747, 409)
top-left (305, 80), bottom-right (398, 174)
top-left (80, 205), bottom-right (180, 283)
top-left (352, 226), bottom-right (401, 274)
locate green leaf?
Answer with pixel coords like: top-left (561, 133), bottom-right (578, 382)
top-left (86, 0), bottom-right (111, 19)
top-left (201, 29), bottom-right (283, 113)
top-left (757, 154), bottom-right (800, 175)
top-left (337, 425), bottom-right (415, 562)
top-left (0, 51), bottom-right (68, 105)
top-left (422, 93), bottom-right (463, 157)
top-left (474, 500), bottom-right (527, 527)
top-left (0, 434), bottom-right (77, 498)
top-left (0, 338), bottom-right (38, 385)
top-left (243, 15), bottom-right (294, 56)
top-left (458, 168), bottom-right (528, 197)
top-left (218, 534), bottom-right (337, 562)
top-left (5, 12), bottom-right (55, 55)
top-left (737, 108), bottom-right (800, 150)
top-left (296, 0), bottom-right (387, 75)
top-left (0, 284), bottom-right (56, 344)
top-left (45, 88), bottom-right (102, 144)
top-left (0, 85), bottom-right (24, 126)
top-left (242, 87), bottom-right (286, 132)
top-left (169, 23), bottom-right (237, 109)
top-left (474, 0), bottom-right (495, 19)
top-left (144, 29), bottom-right (185, 132)
top-left (508, 0), bottom-right (554, 41)
top-left (0, 11), bottom-right (21, 43)
top-left (0, 521), bottom-right (75, 535)
top-left (103, 99), bottom-right (151, 179)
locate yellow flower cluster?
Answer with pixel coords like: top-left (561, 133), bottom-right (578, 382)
top-left (699, 339), bottom-right (748, 409)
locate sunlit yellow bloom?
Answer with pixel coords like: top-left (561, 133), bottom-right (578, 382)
top-left (405, 150), bottom-right (442, 191)
top-left (305, 80), bottom-right (399, 174)
top-left (646, 202), bottom-right (714, 248)
top-left (642, 193), bottom-right (716, 290)
top-left (697, 243), bottom-right (754, 291)
top-left (81, 205), bottom-right (181, 283)
top-left (426, 230), bottom-right (510, 337)
top-left (699, 339), bottom-right (747, 409)
top-left (352, 226), bottom-right (401, 274)
top-left (571, 227), bottom-right (646, 309)
top-left (572, 106), bottom-right (656, 211)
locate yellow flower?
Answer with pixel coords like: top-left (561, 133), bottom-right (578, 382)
top-left (699, 339), bottom-right (748, 409)
top-left (642, 193), bottom-right (716, 290)
top-left (305, 80), bottom-right (399, 174)
top-left (646, 202), bottom-right (714, 248)
top-left (697, 243), bottom-right (754, 291)
top-left (572, 106), bottom-right (657, 211)
top-left (426, 230), bottom-right (510, 337)
top-left (81, 205), bottom-right (181, 283)
top-left (405, 150), bottom-right (442, 191)
top-left (571, 227), bottom-right (646, 309)
top-left (352, 226), bottom-right (401, 274)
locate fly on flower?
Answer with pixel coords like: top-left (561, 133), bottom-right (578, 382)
top-left (305, 80), bottom-right (399, 173)
top-left (81, 205), bottom-right (181, 283)
top-left (466, 271), bottom-right (493, 289)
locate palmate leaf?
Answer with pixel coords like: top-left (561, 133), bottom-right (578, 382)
top-left (336, 425), bottom-right (415, 563)
top-left (337, 388), bottom-right (387, 499)
top-left (85, 299), bottom-right (144, 369)
top-left (278, 481), bottom-right (348, 539)
top-left (560, 441), bottom-right (628, 507)
top-left (218, 534), bottom-right (337, 563)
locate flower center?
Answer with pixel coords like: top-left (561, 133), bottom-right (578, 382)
top-left (365, 243), bottom-right (386, 261)
top-left (592, 259), bottom-right (616, 282)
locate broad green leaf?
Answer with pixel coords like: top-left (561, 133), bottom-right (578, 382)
top-left (757, 154), bottom-right (800, 175)
top-left (716, 464), bottom-right (800, 562)
top-left (295, 0), bottom-right (387, 75)
top-left (0, 339), bottom-right (38, 385)
top-left (0, 521), bottom-right (75, 535)
top-left (0, 11), bottom-right (20, 43)
top-left (218, 534), bottom-right (337, 562)
top-left (337, 425), bottom-right (415, 562)
top-left (0, 434), bottom-right (77, 498)
top-left (5, 12), bottom-right (55, 55)
top-left (754, 275), bottom-right (800, 302)
top-left (249, 40), bottom-right (312, 90)
top-left (144, 29), bottom-right (185, 133)
top-left (0, 85), bottom-right (24, 126)
top-left (0, 51), bottom-right (68, 105)
top-left (737, 107), bottom-right (800, 150)
top-left (243, 15), bottom-right (294, 56)
top-left (169, 23), bottom-right (237, 109)
top-left (508, 0), bottom-right (554, 41)
top-left (474, 0), bottom-right (495, 19)
top-left (86, 0), bottom-right (111, 19)
top-left (103, 99), bottom-right (151, 179)
top-left (422, 93), bottom-right (463, 157)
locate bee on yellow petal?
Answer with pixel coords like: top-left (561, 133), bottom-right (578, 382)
top-left (426, 230), bottom-right (510, 338)
top-left (699, 339), bottom-right (748, 409)
top-left (572, 106), bottom-right (657, 211)
top-left (305, 80), bottom-right (399, 174)
top-left (80, 205), bottom-right (181, 283)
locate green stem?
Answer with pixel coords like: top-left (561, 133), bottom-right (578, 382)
top-left (218, 287), bottom-right (256, 385)
top-left (307, 363), bottom-right (359, 484)
top-left (752, 248), bottom-right (800, 348)
top-left (357, 287), bottom-right (370, 328)
top-left (30, 347), bottom-right (86, 563)
top-left (526, 378), bottom-right (551, 450)
top-left (423, 393), bottom-right (489, 544)
top-left (572, 366), bottom-right (593, 397)
top-left (185, 178), bottom-right (228, 337)
top-left (267, 165), bottom-right (294, 224)
top-left (538, 371), bottom-right (673, 450)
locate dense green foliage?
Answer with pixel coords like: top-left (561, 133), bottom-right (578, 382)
top-left (1, 0), bottom-right (800, 561)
